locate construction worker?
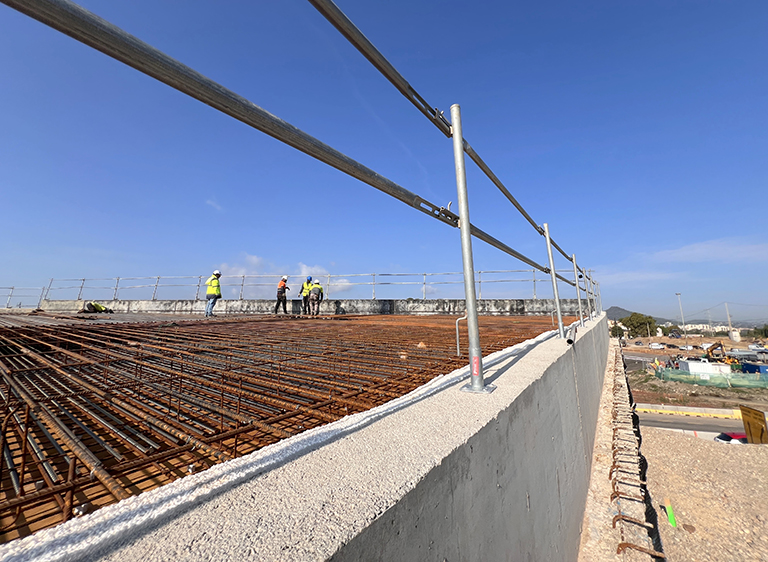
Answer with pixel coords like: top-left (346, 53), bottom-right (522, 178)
top-left (275, 275), bottom-right (290, 314)
top-left (204, 270), bottom-right (222, 317)
top-left (82, 301), bottom-right (113, 313)
top-left (308, 279), bottom-right (323, 316)
top-left (300, 276), bottom-right (313, 315)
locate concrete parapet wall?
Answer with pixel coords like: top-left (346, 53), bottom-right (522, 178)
top-left (0, 315), bottom-right (608, 562)
top-left (40, 298), bottom-right (584, 316)
top-left (331, 316), bottom-right (608, 562)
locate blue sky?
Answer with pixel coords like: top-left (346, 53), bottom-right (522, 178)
top-left (1, 0), bottom-right (767, 323)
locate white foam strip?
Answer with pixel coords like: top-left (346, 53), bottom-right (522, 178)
top-left (0, 327), bottom-right (562, 562)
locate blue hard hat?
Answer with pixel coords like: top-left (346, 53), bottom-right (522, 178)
top-left (307, 276), bottom-right (312, 281)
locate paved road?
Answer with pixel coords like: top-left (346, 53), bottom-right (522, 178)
top-left (638, 412), bottom-right (744, 433)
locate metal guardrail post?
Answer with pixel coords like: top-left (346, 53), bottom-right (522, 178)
top-left (151, 276), bottom-right (160, 301)
top-left (451, 104), bottom-right (493, 394)
top-left (45, 278), bottom-right (54, 301)
top-left (372, 273), bottom-right (376, 299)
top-left (37, 286), bottom-right (46, 308)
top-left (478, 271), bottom-right (482, 300)
top-left (572, 254), bottom-right (584, 327)
top-left (76, 279), bottom-right (85, 301)
top-left (239, 275), bottom-right (245, 300)
top-left (456, 312), bottom-right (468, 356)
top-left (195, 276), bottom-right (202, 301)
top-left (327, 274), bottom-right (331, 298)
top-left (597, 281), bottom-right (602, 313)
top-left (543, 223), bottom-right (565, 338)
top-left (6, 288), bottom-right (13, 309)
top-left (113, 278), bottom-right (120, 300)
top-left (532, 269), bottom-right (537, 299)
top-left (423, 273), bottom-right (426, 300)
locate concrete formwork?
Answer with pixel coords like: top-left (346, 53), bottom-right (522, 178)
top-left (0, 314), bottom-right (608, 562)
top-left (40, 298), bottom-right (584, 316)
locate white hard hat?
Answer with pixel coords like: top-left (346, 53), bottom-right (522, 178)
top-left (281, 275), bottom-right (288, 280)
top-left (213, 270), bottom-right (221, 276)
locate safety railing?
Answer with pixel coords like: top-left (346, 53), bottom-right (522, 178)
top-left (1, 287), bottom-right (48, 309)
top-left (40, 269), bottom-right (583, 303)
top-left (3, 0), bottom-right (603, 393)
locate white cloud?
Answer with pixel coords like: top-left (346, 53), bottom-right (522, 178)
top-left (212, 256), bottom-right (363, 298)
top-left (648, 238), bottom-right (768, 264)
top-left (205, 199), bottom-right (223, 212)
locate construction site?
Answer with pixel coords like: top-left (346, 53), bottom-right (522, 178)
top-left (0, 312), bottom-right (571, 542)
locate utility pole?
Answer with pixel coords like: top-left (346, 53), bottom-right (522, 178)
top-left (676, 292), bottom-right (688, 349)
top-left (725, 302), bottom-right (734, 341)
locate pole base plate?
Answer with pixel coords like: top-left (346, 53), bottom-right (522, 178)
top-left (460, 383), bottom-right (497, 394)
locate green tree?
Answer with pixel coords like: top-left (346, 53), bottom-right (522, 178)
top-left (619, 313), bottom-right (657, 339)
top-left (610, 324), bottom-right (624, 338)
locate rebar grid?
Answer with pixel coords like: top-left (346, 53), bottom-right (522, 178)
top-left (0, 314), bottom-right (561, 541)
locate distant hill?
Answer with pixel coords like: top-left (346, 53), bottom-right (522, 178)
top-left (606, 306), bottom-right (674, 325)
top-left (605, 306), bottom-right (634, 321)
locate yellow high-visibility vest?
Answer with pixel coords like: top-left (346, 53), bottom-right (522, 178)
top-left (205, 275), bottom-right (221, 297)
top-left (301, 281), bottom-right (313, 297)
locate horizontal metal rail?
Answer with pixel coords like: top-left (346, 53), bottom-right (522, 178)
top-left (307, 0), bottom-right (575, 262)
top-left (1, 0), bottom-right (559, 281)
top-left (39, 269), bottom-right (579, 302)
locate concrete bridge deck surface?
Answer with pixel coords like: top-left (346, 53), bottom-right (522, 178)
top-left (0, 313), bottom-right (608, 562)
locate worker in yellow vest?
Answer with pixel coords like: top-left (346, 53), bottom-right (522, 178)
top-left (205, 270), bottom-right (222, 317)
top-left (300, 276), bottom-right (313, 315)
top-left (82, 301), bottom-right (113, 314)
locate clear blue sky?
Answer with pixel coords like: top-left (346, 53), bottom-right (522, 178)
top-left (1, 1), bottom-right (766, 323)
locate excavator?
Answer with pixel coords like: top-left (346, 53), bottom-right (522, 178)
top-left (704, 341), bottom-right (739, 365)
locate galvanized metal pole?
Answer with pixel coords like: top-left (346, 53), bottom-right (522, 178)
top-left (423, 273), bottom-right (427, 300)
top-left (478, 271), bottom-right (482, 300)
top-left (532, 269), bottom-right (537, 299)
top-left (327, 274), bottom-right (331, 298)
top-left (44, 278), bottom-right (54, 301)
top-left (151, 276), bottom-right (160, 301)
top-left (572, 255), bottom-right (584, 327)
top-left (597, 281), bottom-right (602, 313)
top-left (451, 104), bottom-right (493, 394)
top-left (239, 275), bottom-right (245, 300)
top-left (113, 278), bottom-right (120, 301)
top-left (6, 288), bottom-right (13, 309)
top-left (195, 276), bottom-right (202, 301)
top-left (76, 279), bottom-right (85, 301)
top-left (584, 272), bottom-right (593, 319)
top-left (372, 273), bottom-right (376, 300)
top-left (37, 286), bottom-right (46, 309)
top-left (543, 223), bottom-right (565, 338)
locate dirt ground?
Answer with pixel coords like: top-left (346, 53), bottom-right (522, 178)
top-left (620, 335), bottom-right (768, 409)
top-left (626, 368), bottom-right (768, 409)
top-left (642, 426), bottom-right (768, 561)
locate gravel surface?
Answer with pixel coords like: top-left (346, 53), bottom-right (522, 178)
top-left (642, 427), bottom-right (768, 561)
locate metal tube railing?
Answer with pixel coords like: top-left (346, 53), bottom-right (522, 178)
top-left (309, 0), bottom-right (577, 262)
top-left (36, 269), bottom-right (588, 304)
top-left (2, 0), bottom-right (598, 317)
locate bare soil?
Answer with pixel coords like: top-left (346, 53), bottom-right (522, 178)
top-left (626, 369), bottom-right (768, 409)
